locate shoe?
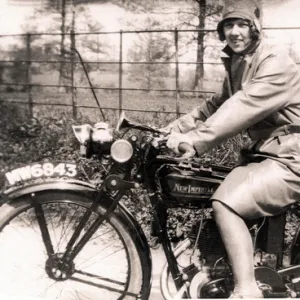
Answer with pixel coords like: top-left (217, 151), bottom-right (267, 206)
top-left (229, 293), bottom-right (243, 298)
top-left (229, 290), bottom-right (264, 298)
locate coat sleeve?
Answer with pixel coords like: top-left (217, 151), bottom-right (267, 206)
top-left (169, 79), bottom-right (229, 133)
top-left (186, 49), bottom-right (297, 156)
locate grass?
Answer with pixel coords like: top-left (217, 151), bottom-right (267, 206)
top-left (0, 88), bottom-right (298, 264)
top-left (0, 89), bottom-right (208, 125)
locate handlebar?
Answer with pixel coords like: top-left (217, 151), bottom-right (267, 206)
top-left (152, 136), bottom-right (196, 161)
top-left (115, 112), bottom-right (196, 160)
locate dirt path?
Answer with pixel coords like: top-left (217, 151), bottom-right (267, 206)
top-left (150, 248), bottom-right (166, 300)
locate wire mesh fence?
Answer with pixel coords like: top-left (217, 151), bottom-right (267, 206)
top-left (0, 27), bottom-right (299, 121)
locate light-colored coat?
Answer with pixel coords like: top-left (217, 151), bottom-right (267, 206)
top-left (172, 40), bottom-right (300, 218)
top-left (175, 40), bottom-right (300, 155)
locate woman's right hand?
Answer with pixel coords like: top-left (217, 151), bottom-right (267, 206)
top-left (159, 120), bottom-right (181, 134)
top-left (166, 131), bottom-right (194, 154)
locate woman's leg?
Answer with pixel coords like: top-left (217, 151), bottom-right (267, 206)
top-left (212, 200), bottom-right (263, 297)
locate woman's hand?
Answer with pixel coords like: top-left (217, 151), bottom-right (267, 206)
top-left (166, 132), bottom-right (194, 155)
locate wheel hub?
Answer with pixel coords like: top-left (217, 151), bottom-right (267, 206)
top-left (45, 253), bottom-right (75, 281)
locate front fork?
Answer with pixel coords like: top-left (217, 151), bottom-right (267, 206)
top-left (149, 195), bottom-right (185, 290)
top-left (61, 189), bottom-right (123, 265)
top-left (33, 176), bottom-right (128, 273)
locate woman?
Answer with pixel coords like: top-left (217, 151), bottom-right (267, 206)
top-left (163, 0), bottom-right (300, 298)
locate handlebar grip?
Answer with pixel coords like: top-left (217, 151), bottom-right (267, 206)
top-left (178, 143), bottom-right (195, 154)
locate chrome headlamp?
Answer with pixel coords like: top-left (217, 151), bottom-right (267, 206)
top-left (110, 140), bottom-right (133, 163)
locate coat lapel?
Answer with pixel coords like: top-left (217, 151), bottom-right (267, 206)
top-left (220, 47), bottom-right (233, 97)
top-left (220, 40), bottom-right (262, 95)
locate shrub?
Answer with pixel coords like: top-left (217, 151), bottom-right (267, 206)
top-left (0, 103), bottom-right (296, 254)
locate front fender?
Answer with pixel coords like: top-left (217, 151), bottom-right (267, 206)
top-left (3, 178), bottom-right (152, 296)
top-left (4, 179), bottom-right (97, 200)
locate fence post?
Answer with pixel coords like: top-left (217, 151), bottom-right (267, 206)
top-left (118, 30), bottom-right (123, 117)
top-left (70, 29), bottom-right (77, 119)
top-left (26, 33), bottom-right (33, 117)
top-left (175, 28), bottom-right (180, 118)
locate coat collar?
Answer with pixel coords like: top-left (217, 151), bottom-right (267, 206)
top-left (220, 39), bottom-right (262, 71)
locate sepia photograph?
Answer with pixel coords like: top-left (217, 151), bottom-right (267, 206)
top-left (1, 0), bottom-right (300, 299)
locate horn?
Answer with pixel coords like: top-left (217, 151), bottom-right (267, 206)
top-left (115, 111), bottom-right (160, 133)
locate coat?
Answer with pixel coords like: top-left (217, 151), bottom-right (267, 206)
top-left (172, 39), bottom-right (300, 219)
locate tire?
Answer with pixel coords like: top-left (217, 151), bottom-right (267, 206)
top-left (0, 191), bottom-right (148, 300)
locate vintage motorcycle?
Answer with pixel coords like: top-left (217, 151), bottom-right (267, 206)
top-left (2, 112), bottom-right (300, 299)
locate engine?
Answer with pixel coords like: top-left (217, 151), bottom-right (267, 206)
top-left (184, 218), bottom-right (233, 298)
top-left (184, 216), bottom-right (280, 298)
top-left (189, 219), bottom-right (226, 258)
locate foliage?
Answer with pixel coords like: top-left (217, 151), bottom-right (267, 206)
top-left (106, 0), bottom-right (225, 91)
top-left (0, 103), bottom-right (95, 189)
top-left (127, 17), bottom-right (173, 90)
top-left (0, 101), bottom-right (298, 254)
top-left (175, 0), bottom-right (223, 89)
top-left (1, 3), bottom-right (106, 92)
top-left (0, 34), bottom-right (45, 90)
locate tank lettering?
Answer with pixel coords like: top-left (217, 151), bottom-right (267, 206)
top-left (173, 183), bottom-right (214, 194)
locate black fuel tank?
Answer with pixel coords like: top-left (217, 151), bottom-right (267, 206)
top-left (160, 169), bottom-right (224, 208)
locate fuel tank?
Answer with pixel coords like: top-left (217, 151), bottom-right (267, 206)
top-left (159, 163), bottom-right (230, 208)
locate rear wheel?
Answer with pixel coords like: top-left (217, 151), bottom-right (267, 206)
top-left (0, 191), bottom-right (147, 300)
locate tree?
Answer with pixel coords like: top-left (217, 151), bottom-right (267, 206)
top-left (127, 18), bottom-right (173, 90)
top-left (14, 2), bottom-right (107, 88)
top-left (112, 0), bottom-right (224, 90)
top-left (176, 0), bottom-right (223, 90)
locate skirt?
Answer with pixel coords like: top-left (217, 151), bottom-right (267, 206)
top-left (212, 134), bottom-right (300, 219)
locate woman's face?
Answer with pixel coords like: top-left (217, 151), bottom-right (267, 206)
top-left (223, 18), bottom-right (252, 53)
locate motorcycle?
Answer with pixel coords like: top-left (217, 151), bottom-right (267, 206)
top-left (2, 112), bottom-right (300, 299)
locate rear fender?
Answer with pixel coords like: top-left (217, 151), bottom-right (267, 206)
top-left (3, 178), bottom-right (152, 295)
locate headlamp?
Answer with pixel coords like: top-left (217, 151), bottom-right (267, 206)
top-left (111, 140), bottom-right (133, 163)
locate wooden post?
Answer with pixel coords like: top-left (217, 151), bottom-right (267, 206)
top-left (70, 29), bottom-right (76, 119)
top-left (70, 7), bottom-right (77, 120)
top-left (118, 30), bottom-right (123, 117)
top-left (26, 33), bottom-right (33, 117)
top-left (175, 28), bottom-right (180, 118)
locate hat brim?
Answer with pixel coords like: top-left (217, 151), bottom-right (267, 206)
top-left (217, 12), bottom-right (253, 35)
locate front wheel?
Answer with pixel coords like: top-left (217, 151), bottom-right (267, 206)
top-left (0, 191), bottom-right (149, 300)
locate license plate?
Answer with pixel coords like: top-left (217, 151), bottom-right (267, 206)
top-left (5, 162), bottom-right (78, 186)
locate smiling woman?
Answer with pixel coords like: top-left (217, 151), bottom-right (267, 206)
top-left (161, 0), bottom-right (300, 298)
top-left (223, 19), bottom-right (252, 53)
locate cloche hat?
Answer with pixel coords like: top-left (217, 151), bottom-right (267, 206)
top-left (217, 0), bottom-right (262, 41)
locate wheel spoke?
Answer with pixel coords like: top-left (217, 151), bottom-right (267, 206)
top-left (0, 197), bottom-right (145, 300)
top-left (54, 204), bottom-right (83, 251)
top-left (74, 269), bottom-right (126, 286)
top-left (70, 276), bottom-right (139, 298)
top-left (75, 239), bottom-right (125, 270)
